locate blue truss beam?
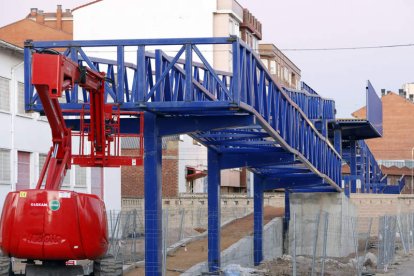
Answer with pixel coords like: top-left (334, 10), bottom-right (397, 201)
top-left (218, 151), bottom-right (294, 170)
top-left (157, 115), bottom-right (254, 136)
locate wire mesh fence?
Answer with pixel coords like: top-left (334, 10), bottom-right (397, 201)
top-left (106, 206), bottom-right (251, 267)
top-left (283, 212), bottom-right (414, 276)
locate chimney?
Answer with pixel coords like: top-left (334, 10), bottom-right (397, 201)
top-left (56, 5), bottom-right (62, 30)
top-left (381, 89), bottom-right (386, 96)
top-left (30, 8), bottom-right (38, 17)
top-left (36, 10), bottom-right (44, 24)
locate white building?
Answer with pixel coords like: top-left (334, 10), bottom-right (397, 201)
top-left (0, 40), bottom-right (120, 212)
top-left (73, 0), bottom-right (261, 195)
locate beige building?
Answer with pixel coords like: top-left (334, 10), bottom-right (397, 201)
top-left (213, 0), bottom-right (262, 72)
top-left (259, 43), bottom-right (301, 89)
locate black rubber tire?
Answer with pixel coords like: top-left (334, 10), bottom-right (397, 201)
top-left (93, 254), bottom-right (122, 276)
top-left (0, 253), bottom-right (12, 276)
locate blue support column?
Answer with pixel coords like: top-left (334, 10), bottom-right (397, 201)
top-left (334, 128), bottom-right (342, 156)
top-left (254, 174), bottom-right (264, 265)
top-left (208, 149), bottom-right (221, 272)
top-left (144, 112), bottom-right (162, 275)
top-left (23, 44), bottom-right (32, 111)
top-left (350, 139), bottom-right (357, 193)
top-left (283, 189), bottom-right (291, 252)
top-left (365, 154), bottom-right (370, 193)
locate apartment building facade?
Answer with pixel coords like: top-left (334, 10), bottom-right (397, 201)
top-left (259, 44), bottom-right (301, 89)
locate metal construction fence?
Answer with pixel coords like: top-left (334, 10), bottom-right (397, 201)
top-left (105, 206), bottom-right (251, 266)
top-left (287, 212), bottom-right (414, 276)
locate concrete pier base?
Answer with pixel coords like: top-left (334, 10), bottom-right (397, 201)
top-left (289, 192), bottom-right (358, 258)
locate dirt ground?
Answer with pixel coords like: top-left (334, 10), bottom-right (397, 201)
top-left (126, 206), bottom-right (284, 275)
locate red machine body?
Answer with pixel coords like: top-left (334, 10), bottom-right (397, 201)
top-left (0, 190), bottom-right (107, 260)
top-left (0, 52), bottom-right (142, 263)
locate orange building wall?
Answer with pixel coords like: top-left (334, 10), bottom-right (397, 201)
top-left (353, 92), bottom-right (414, 160)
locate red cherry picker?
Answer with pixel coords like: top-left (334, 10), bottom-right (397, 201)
top-left (0, 52), bottom-right (143, 275)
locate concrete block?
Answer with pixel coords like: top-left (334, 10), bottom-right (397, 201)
top-left (289, 193), bottom-right (357, 258)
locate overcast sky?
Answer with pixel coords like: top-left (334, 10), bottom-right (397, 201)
top-left (2, 0), bottom-right (414, 117)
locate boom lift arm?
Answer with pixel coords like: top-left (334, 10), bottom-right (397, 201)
top-left (32, 53), bottom-right (104, 190)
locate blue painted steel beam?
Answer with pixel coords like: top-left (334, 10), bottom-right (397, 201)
top-left (157, 115), bottom-right (254, 136)
top-left (143, 112), bottom-right (162, 275)
top-left (29, 37), bottom-right (237, 48)
top-left (262, 179), bottom-right (323, 191)
top-left (208, 149), bottom-right (221, 272)
top-left (291, 188), bottom-right (338, 193)
top-left (218, 152), bottom-right (294, 170)
top-left (254, 174), bottom-right (264, 265)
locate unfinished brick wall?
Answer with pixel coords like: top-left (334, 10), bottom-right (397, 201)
top-left (121, 140), bottom-right (179, 198)
top-left (351, 194), bottom-right (414, 234)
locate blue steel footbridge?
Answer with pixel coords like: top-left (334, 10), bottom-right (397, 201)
top-left (24, 37), bottom-right (389, 274)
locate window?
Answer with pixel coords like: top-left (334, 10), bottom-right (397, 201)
top-left (260, 59), bottom-right (268, 69)
top-left (0, 77), bottom-right (10, 111)
top-left (16, 151), bottom-right (30, 190)
top-left (38, 154), bottom-right (47, 186)
top-left (270, 61), bottom-right (276, 75)
top-left (91, 167), bottom-right (103, 197)
top-left (17, 82), bottom-right (26, 115)
top-left (75, 165), bottom-right (87, 187)
top-left (62, 170), bottom-right (71, 187)
top-left (284, 67), bottom-right (289, 82)
top-left (0, 149), bottom-right (11, 184)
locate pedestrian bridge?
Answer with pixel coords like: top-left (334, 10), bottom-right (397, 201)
top-left (24, 36), bottom-right (383, 274)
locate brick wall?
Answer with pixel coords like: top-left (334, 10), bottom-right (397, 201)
top-left (351, 194), bottom-right (414, 233)
top-left (121, 140), bottom-right (179, 198)
top-left (353, 92), bottom-right (414, 160)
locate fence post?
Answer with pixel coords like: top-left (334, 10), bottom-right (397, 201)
top-left (162, 208), bottom-right (169, 276)
top-left (311, 213), bottom-right (321, 276)
top-left (397, 215), bottom-right (408, 254)
top-left (321, 212), bottom-right (329, 276)
top-left (292, 212), bottom-right (297, 276)
top-left (351, 217), bottom-right (360, 276)
top-left (178, 208), bottom-right (185, 242)
top-left (364, 217), bottom-right (373, 257)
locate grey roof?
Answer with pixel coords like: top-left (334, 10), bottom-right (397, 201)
top-left (0, 40), bottom-right (24, 54)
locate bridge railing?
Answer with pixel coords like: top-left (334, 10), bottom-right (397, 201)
top-left (25, 37), bottom-right (342, 186)
top-left (283, 85), bottom-right (335, 121)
